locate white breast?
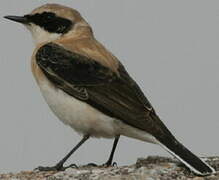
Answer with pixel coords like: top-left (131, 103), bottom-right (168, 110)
top-left (38, 79), bottom-right (118, 138)
top-left (37, 78), bottom-right (158, 143)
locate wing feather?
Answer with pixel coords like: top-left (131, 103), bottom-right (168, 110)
top-left (36, 42), bottom-right (172, 138)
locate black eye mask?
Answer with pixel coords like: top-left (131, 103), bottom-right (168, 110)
top-left (25, 12), bottom-right (73, 34)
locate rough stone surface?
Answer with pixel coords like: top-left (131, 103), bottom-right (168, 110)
top-left (0, 156), bottom-right (219, 180)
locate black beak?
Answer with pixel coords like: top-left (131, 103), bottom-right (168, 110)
top-left (4, 15), bottom-right (29, 24)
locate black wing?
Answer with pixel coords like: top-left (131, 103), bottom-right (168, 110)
top-left (36, 43), bottom-right (173, 138)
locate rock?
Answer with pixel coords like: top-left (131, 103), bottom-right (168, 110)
top-left (0, 156), bottom-right (218, 180)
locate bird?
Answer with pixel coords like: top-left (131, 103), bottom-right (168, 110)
top-left (4, 3), bottom-right (215, 175)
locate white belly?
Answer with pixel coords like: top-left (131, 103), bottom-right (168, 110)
top-left (38, 79), bottom-right (158, 143)
top-left (38, 80), bottom-right (118, 138)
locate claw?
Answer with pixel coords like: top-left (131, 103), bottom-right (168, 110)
top-left (85, 163), bottom-right (98, 167)
top-left (112, 162), bottom-right (118, 167)
top-left (102, 161), bottom-right (117, 167)
top-left (65, 163), bottom-right (78, 169)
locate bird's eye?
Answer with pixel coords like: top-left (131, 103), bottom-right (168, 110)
top-left (39, 12), bottom-right (56, 20)
top-left (44, 12), bottom-right (55, 19)
top-left (27, 12), bottom-right (73, 34)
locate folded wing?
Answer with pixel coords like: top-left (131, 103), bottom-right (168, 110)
top-left (36, 42), bottom-right (173, 138)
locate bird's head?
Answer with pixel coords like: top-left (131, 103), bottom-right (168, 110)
top-left (4, 4), bottom-right (93, 45)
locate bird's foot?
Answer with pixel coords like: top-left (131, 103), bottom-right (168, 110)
top-left (35, 163), bottom-right (77, 171)
top-left (82, 162), bottom-right (117, 168)
top-left (35, 165), bottom-right (64, 172)
top-left (102, 161), bottom-right (118, 167)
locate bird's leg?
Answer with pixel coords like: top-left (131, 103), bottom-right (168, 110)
top-left (36, 135), bottom-right (90, 171)
top-left (103, 135), bottom-right (120, 167)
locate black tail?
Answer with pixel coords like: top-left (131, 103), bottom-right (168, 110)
top-left (148, 113), bottom-right (215, 175)
top-left (157, 136), bottom-right (215, 175)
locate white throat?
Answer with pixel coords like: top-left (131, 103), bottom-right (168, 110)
top-left (26, 24), bottom-right (61, 45)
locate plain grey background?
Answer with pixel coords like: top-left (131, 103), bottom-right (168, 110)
top-left (0, 0), bottom-right (218, 173)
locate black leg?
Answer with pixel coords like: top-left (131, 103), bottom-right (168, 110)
top-left (36, 135), bottom-right (90, 171)
top-left (104, 135), bottom-right (120, 166)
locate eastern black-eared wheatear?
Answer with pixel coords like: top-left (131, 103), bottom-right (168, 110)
top-left (4, 4), bottom-right (216, 175)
